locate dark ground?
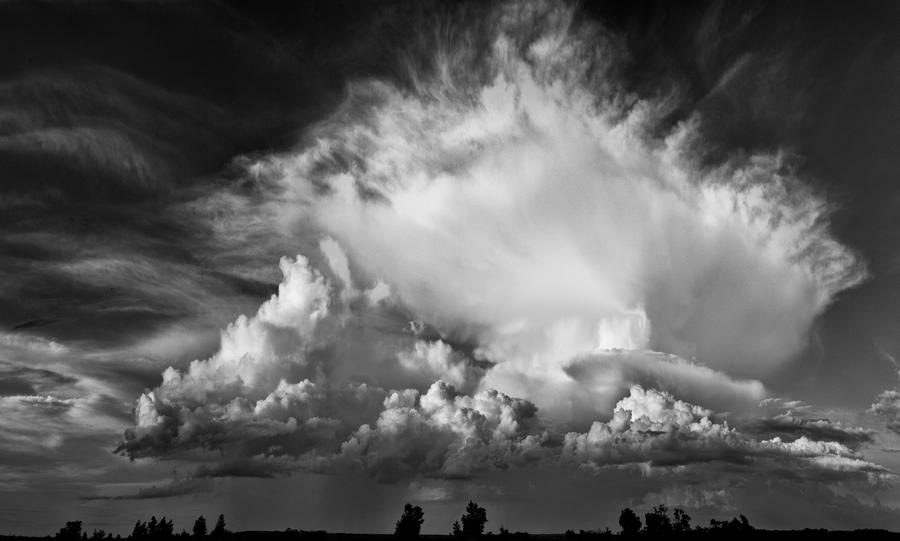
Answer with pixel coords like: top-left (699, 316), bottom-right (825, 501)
top-left (7, 531), bottom-right (900, 541)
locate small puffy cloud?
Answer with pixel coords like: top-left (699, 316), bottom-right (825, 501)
top-left (562, 386), bottom-right (737, 468)
top-left (337, 381), bottom-right (544, 482)
top-left (869, 378), bottom-right (900, 435)
top-left (397, 340), bottom-right (487, 394)
top-left (758, 397), bottom-right (813, 414)
top-left (563, 386), bottom-right (889, 483)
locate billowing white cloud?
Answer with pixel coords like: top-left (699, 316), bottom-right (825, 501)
top-left (397, 340), bottom-right (487, 395)
top-left (118, 255), bottom-right (378, 459)
top-left (119, 0), bottom-right (879, 491)
top-left (562, 386), bottom-right (889, 483)
top-left (235, 0), bottom-right (866, 424)
top-left (336, 381), bottom-right (543, 481)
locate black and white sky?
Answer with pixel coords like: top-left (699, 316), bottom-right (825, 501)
top-left (2, 0), bottom-right (900, 535)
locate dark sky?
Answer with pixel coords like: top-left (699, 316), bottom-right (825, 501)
top-left (2, 0), bottom-right (900, 536)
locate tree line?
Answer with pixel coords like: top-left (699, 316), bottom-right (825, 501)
top-left (55, 515), bottom-right (228, 541)
top-left (613, 505), bottom-right (755, 537)
top-left (393, 500), bottom-right (756, 538)
top-left (52, 502), bottom-right (897, 540)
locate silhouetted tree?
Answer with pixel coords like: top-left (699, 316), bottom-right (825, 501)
top-left (618, 508), bottom-right (641, 536)
top-left (56, 521), bottom-right (83, 541)
top-left (709, 514), bottom-right (754, 534)
top-left (131, 521), bottom-right (149, 541)
top-left (452, 501), bottom-right (487, 538)
top-left (192, 517), bottom-right (207, 539)
top-left (672, 508), bottom-right (691, 533)
top-left (211, 515), bottom-right (227, 537)
top-left (643, 505), bottom-right (673, 536)
top-left (394, 503), bottom-right (425, 538)
top-left (157, 517), bottom-right (175, 538)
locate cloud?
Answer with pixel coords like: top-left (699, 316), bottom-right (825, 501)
top-left (0, 66), bottom-right (229, 194)
top-left (405, 478), bottom-right (507, 503)
top-left (0, 334), bottom-right (134, 481)
top-left (117, 254), bottom-right (389, 460)
top-left (406, 479), bottom-right (455, 503)
top-left (562, 386), bottom-right (889, 483)
top-left (0, 359), bottom-right (76, 397)
top-left (117, 249), bottom-right (542, 481)
top-left (563, 385), bottom-right (739, 468)
top-left (397, 340), bottom-right (488, 395)
top-left (869, 374), bottom-right (900, 435)
top-left (640, 485), bottom-right (736, 512)
top-left (120, 263), bottom-right (887, 486)
top-left (228, 0), bottom-right (866, 427)
top-left (336, 381), bottom-right (543, 482)
top-left (562, 350), bottom-right (766, 424)
top-left (743, 413), bottom-right (873, 449)
top-left (86, 479), bottom-right (212, 501)
top-left (118, 0), bottom-right (881, 492)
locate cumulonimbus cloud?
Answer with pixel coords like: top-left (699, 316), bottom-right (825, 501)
top-left (239, 0), bottom-right (865, 416)
top-left (120, 0), bottom-right (876, 487)
top-left (118, 251), bottom-right (886, 487)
